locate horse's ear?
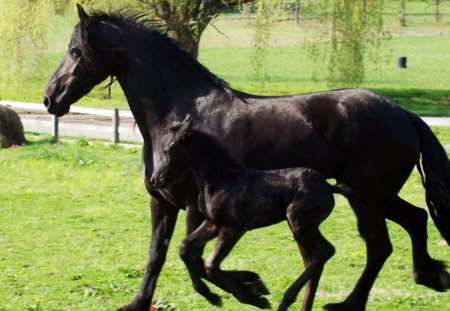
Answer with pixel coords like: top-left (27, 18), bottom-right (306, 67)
top-left (76, 3), bottom-right (90, 27)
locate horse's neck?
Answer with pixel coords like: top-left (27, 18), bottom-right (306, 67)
top-left (114, 38), bottom-right (224, 126)
top-left (185, 132), bottom-right (244, 190)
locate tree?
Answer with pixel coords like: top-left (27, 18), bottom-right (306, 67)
top-left (136, 0), bottom-right (253, 58)
top-left (422, 0), bottom-right (447, 23)
top-left (400, 0), bottom-right (406, 26)
top-left (0, 0), bottom-right (53, 86)
top-left (306, 0), bottom-right (388, 87)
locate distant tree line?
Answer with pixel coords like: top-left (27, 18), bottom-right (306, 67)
top-left (0, 0), bottom-right (446, 91)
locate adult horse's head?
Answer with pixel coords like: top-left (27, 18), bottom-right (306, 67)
top-left (44, 4), bottom-right (118, 116)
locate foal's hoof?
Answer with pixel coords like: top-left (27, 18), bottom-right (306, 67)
top-left (256, 296), bottom-right (272, 309)
top-left (227, 270), bottom-right (271, 296)
top-left (206, 292), bottom-right (223, 307)
top-left (242, 278), bottom-right (271, 296)
top-left (323, 301), bottom-right (364, 311)
top-left (414, 269), bottom-right (450, 292)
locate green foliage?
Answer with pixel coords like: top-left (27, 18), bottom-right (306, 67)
top-left (0, 0), bottom-right (53, 87)
top-left (253, 0), bottom-right (272, 78)
top-left (249, 0), bottom-right (390, 87)
top-left (326, 0), bottom-right (389, 87)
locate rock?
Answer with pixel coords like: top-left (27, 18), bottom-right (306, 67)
top-left (0, 105), bottom-right (26, 148)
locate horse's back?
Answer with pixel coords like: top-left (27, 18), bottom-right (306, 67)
top-left (202, 88), bottom-right (420, 200)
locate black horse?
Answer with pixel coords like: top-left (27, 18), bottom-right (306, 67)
top-left (150, 115), bottom-right (370, 311)
top-left (44, 5), bottom-right (450, 311)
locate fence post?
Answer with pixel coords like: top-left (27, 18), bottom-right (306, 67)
top-left (112, 108), bottom-right (119, 144)
top-left (52, 115), bottom-right (59, 143)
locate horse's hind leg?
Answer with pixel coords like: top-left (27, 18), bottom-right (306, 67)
top-left (279, 226), bottom-right (335, 311)
top-left (387, 196), bottom-right (449, 291)
top-left (205, 227), bottom-right (272, 309)
top-left (324, 212), bottom-right (393, 311)
top-left (179, 220), bottom-right (222, 306)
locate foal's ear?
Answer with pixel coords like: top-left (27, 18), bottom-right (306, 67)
top-left (76, 3), bottom-right (90, 27)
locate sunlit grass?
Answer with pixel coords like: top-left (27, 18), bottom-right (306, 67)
top-left (0, 133), bottom-right (449, 310)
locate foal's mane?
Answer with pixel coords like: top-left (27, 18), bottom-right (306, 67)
top-left (82, 9), bottom-right (234, 96)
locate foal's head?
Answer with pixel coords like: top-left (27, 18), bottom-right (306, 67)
top-left (151, 116), bottom-right (193, 189)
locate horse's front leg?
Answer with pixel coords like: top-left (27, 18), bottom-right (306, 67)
top-left (118, 196), bottom-right (179, 311)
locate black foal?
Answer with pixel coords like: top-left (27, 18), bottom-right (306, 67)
top-left (150, 116), bottom-right (369, 311)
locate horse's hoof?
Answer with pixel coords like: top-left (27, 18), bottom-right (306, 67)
top-left (414, 269), bottom-right (450, 292)
top-left (323, 301), bottom-right (364, 311)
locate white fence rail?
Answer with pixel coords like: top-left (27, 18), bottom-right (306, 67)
top-left (2, 100), bottom-right (450, 147)
top-left (1, 100), bottom-right (142, 143)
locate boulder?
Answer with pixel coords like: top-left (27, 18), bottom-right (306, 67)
top-left (0, 105), bottom-right (26, 148)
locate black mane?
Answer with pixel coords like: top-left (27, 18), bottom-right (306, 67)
top-left (85, 9), bottom-right (234, 96)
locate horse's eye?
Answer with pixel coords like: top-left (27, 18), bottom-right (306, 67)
top-left (70, 48), bottom-right (81, 59)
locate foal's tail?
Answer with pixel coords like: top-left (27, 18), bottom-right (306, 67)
top-left (331, 183), bottom-right (372, 240)
top-left (405, 111), bottom-right (450, 245)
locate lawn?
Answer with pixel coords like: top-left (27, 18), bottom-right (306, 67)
top-left (0, 133), bottom-right (449, 311)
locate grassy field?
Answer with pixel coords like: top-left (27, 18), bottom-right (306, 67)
top-left (0, 133), bottom-right (449, 311)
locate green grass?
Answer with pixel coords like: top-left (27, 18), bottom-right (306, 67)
top-left (0, 133), bottom-right (449, 310)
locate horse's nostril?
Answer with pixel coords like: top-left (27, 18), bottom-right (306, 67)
top-left (43, 96), bottom-right (51, 109)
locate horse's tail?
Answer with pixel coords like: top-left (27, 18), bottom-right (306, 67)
top-left (331, 183), bottom-right (373, 240)
top-left (405, 111), bottom-right (450, 244)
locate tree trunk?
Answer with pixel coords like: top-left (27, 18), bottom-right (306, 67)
top-left (294, 0), bottom-right (301, 28)
top-left (171, 24), bottom-right (200, 58)
top-left (399, 0), bottom-right (406, 26)
top-left (435, 0), bottom-right (441, 23)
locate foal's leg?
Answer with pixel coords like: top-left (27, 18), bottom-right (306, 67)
top-left (387, 196), bottom-right (449, 291)
top-left (186, 203), bottom-right (269, 298)
top-left (205, 227), bottom-right (272, 309)
top-left (278, 225), bottom-right (335, 311)
top-left (179, 220), bottom-right (222, 306)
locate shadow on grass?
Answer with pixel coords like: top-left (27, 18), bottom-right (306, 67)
top-left (371, 88), bottom-right (450, 116)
